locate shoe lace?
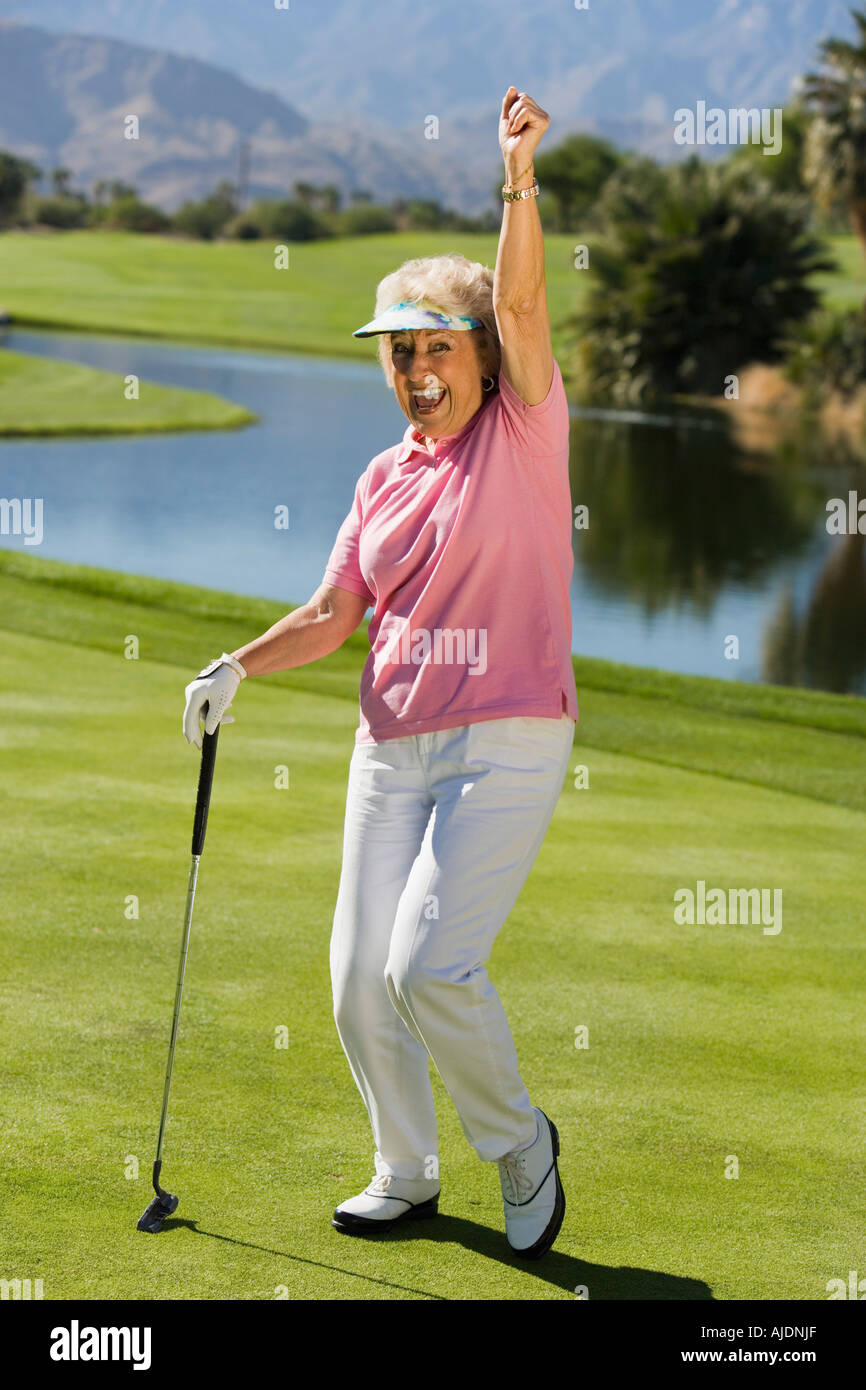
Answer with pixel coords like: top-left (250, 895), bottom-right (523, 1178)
top-left (367, 1175), bottom-right (394, 1195)
top-left (498, 1152), bottom-right (534, 1204)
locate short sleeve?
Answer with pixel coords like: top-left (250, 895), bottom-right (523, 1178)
top-left (496, 356), bottom-right (570, 457)
top-left (323, 475), bottom-right (375, 608)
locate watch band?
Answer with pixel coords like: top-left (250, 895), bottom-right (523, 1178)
top-left (502, 177), bottom-right (540, 203)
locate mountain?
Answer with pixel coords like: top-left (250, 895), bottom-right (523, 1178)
top-left (0, 0), bottom-right (855, 130)
top-left (0, 21), bottom-right (512, 213)
top-left (0, 2), bottom-right (860, 215)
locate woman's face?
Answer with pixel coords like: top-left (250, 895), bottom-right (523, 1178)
top-left (389, 327), bottom-right (490, 439)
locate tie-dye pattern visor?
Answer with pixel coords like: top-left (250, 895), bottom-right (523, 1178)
top-left (352, 298), bottom-right (483, 338)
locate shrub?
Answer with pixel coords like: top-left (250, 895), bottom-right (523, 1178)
top-left (28, 196), bottom-right (88, 229)
top-left (223, 213), bottom-right (262, 239)
top-left (334, 204), bottom-right (396, 236)
top-left (568, 157), bottom-right (835, 403)
top-left (246, 199), bottom-right (330, 241)
top-left (102, 196), bottom-right (170, 233)
top-left (781, 306), bottom-right (866, 399)
top-left (173, 194), bottom-right (235, 240)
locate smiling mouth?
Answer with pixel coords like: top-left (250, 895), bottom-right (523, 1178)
top-left (411, 387), bottom-right (446, 414)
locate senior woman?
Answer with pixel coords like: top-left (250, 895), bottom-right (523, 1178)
top-left (182, 87), bottom-right (578, 1260)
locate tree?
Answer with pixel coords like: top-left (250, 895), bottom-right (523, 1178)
top-left (336, 203), bottom-right (396, 235)
top-left (50, 167), bottom-right (72, 197)
top-left (29, 196), bottom-right (88, 229)
top-left (587, 153), bottom-right (668, 231)
top-left (104, 195), bottom-right (170, 233)
top-left (173, 183), bottom-right (237, 239)
top-left (292, 181), bottom-right (317, 208)
top-left (211, 180), bottom-right (238, 213)
top-left (402, 198), bottom-right (448, 230)
top-left (725, 102), bottom-right (813, 197)
top-left (531, 133), bottom-right (621, 232)
top-left (801, 7), bottom-right (866, 256)
top-left (290, 181), bottom-right (341, 215)
top-left (568, 157), bottom-right (835, 403)
top-left (247, 198), bottom-right (329, 241)
top-left (0, 151), bottom-right (40, 226)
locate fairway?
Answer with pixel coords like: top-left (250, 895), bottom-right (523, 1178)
top-left (0, 231), bottom-right (587, 364)
top-left (1, 552), bottom-right (864, 1300)
top-left (2, 229), bottom-right (864, 375)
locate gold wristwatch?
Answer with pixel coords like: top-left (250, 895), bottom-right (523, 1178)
top-left (502, 177), bottom-right (540, 203)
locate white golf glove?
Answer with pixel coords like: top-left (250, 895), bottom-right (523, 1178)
top-left (183, 652), bottom-right (247, 748)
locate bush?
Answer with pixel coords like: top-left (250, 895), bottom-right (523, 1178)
top-left (0, 151), bottom-right (39, 226)
top-left (245, 198), bottom-right (330, 242)
top-left (781, 307), bottom-right (866, 399)
top-left (334, 204), bottom-right (396, 236)
top-left (173, 195), bottom-right (235, 240)
top-left (569, 157), bottom-right (835, 404)
top-left (102, 196), bottom-right (170, 233)
top-left (28, 195), bottom-right (88, 229)
top-left (223, 213), bottom-right (262, 239)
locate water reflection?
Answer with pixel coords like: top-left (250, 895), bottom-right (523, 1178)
top-left (762, 534), bottom-right (866, 692)
top-left (569, 414), bottom-right (815, 616)
top-left (568, 405), bottom-right (866, 694)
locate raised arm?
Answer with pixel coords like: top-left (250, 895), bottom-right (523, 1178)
top-left (492, 87), bottom-right (553, 406)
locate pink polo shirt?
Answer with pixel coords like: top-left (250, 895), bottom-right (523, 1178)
top-left (323, 357), bottom-right (579, 745)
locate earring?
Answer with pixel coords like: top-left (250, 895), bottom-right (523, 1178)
top-left (482, 376), bottom-right (495, 392)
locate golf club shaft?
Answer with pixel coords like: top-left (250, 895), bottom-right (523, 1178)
top-left (155, 853), bottom-right (201, 1167)
top-left (153, 725), bottom-right (220, 1174)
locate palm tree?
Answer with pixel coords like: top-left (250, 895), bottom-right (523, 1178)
top-left (50, 167), bottom-right (71, 197)
top-left (292, 181), bottom-right (316, 207)
top-left (802, 7), bottom-right (866, 256)
top-left (108, 181), bottom-right (138, 201)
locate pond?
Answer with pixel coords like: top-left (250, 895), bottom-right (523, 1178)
top-left (1, 328), bottom-right (864, 695)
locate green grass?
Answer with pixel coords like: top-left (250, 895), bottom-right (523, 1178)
top-left (0, 346), bottom-right (256, 437)
top-left (1, 550), bottom-right (864, 1300)
top-left (2, 228), bottom-right (866, 374)
top-left (0, 229), bottom-right (588, 363)
top-left (813, 234), bottom-right (866, 309)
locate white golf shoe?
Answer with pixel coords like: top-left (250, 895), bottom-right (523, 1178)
top-left (497, 1107), bottom-right (565, 1258)
top-left (332, 1173), bottom-right (440, 1236)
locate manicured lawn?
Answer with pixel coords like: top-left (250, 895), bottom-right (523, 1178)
top-left (2, 228), bottom-right (865, 371)
top-left (1, 550), bottom-right (863, 1300)
top-left (0, 229), bottom-right (587, 363)
top-left (813, 234), bottom-right (866, 308)
top-left (0, 347), bottom-right (256, 436)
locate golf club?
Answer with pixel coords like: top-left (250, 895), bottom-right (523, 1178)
top-left (137, 715), bottom-right (220, 1233)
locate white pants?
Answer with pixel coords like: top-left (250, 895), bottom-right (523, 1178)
top-left (329, 713), bottom-right (575, 1177)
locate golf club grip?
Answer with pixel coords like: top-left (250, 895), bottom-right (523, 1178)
top-left (191, 725), bottom-right (219, 856)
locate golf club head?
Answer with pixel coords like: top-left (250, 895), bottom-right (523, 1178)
top-left (137, 1190), bottom-right (179, 1233)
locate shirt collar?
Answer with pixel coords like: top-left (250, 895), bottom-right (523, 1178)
top-left (393, 390), bottom-right (494, 465)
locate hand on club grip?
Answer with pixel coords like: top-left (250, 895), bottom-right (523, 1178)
top-left (183, 653), bottom-right (246, 748)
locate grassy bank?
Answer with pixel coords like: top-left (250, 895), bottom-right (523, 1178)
top-left (0, 346), bottom-right (256, 436)
top-left (1, 550), bottom-right (863, 1300)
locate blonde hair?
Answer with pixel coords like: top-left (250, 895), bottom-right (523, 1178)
top-left (367, 252), bottom-right (501, 389)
